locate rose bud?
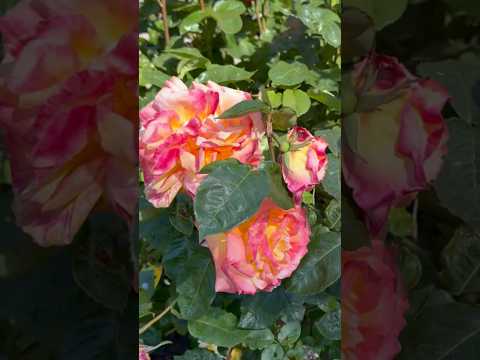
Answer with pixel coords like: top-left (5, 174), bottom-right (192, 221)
top-left (204, 198), bottom-right (310, 295)
top-left (280, 126), bottom-right (328, 202)
top-left (343, 53), bottom-right (449, 236)
top-left (139, 77), bottom-right (264, 208)
top-left (342, 240), bottom-right (409, 360)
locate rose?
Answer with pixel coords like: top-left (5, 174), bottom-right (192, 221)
top-left (342, 53), bottom-right (449, 236)
top-left (139, 346), bottom-right (150, 360)
top-left (280, 126), bottom-right (328, 202)
top-left (139, 77), bottom-right (264, 208)
top-left (0, 1), bottom-right (137, 246)
top-left (204, 198), bottom-right (310, 295)
top-left (342, 240), bottom-right (409, 360)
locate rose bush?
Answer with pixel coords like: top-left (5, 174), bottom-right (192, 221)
top-left (139, 0), bottom-right (341, 358)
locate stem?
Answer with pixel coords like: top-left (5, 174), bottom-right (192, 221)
top-left (412, 198), bottom-right (418, 241)
top-left (158, 0), bottom-right (170, 47)
top-left (255, 0), bottom-right (264, 34)
top-left (199, 0), bottom-right (205, 11)
top-left (272, 132), bottom-right (282, 146)
top-left (139, 300), bottom-right (176, 335)
top-left (266, 113), bottom-right (276, 163)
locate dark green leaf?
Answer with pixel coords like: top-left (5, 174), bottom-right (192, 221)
top-left (286, 231), bottom-right (340, 295)
top-left (194, 160), bottom-right (270, 239)
top-left (204, 64), bottom-right (255, 83)
top-left (262, 161), bottom-right (294, 210)
top-left (314, 309), bottom-right (341, 340)
top-left (188, 308), bottom-right (248, 348)
top-left (441, 226), bottom-right (480, 295)
top-left (434, 119), bottom-right (480, 232)
top-left (176, 248), bottom-right (216, 320)
top-left (418, 60), bottom-right (480, 125)
top-left (217, 99), bottom-right (269, 119)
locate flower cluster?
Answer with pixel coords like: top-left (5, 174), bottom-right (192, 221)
top-left (0, 0), bottom-right (138, 246)
top-left (140, 78), bottom-right (329, 294)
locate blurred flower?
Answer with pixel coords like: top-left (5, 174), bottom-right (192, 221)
top-left (139, 77), bottom-right (264, 208)
top-left (342, 53), bottom-right (449, 236)
top-left (280, 126), bottom-right (328, 202)
top-left (342, 240), bottom-right (409, 360)
top-left (0, 0), bottom-right (137, 246)
top-left (139, 346), bottom-right (150, 360)
top-left (205, 198), bottom-right (310, 294)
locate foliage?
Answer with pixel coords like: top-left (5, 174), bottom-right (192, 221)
top-left (139, 0), bottom-right (341, 358)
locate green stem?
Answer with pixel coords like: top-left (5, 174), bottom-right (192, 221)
top-left (266, 113), bottom-right (276, 163)
top-left (139, 300), bottom-right (177, 335)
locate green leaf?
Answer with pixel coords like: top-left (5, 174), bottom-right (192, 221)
top-left (176, 248), bottom-right (216, 320)
top-left (268, 61), bottom-right (309, 87)
top-left (139, 68), bottom-right (170, 88)
top-left (344, 0), bottom-right (408, 30)
top-left (194, 160), bottom-right (270, 239)
top-left (417, 60), bottom-right (480, 125)
top-left (243, 329), bottom-right (275, 350)
top-left (265, 90), bottom-right (283, 108)
top-left (308, 89), bottom-right (341, 112)
top-left (341, 196), bottom-right (371, 250)
top-left (261, 344), bottom-right (285, 360)
top-left (212, 0), bottom-right (246, 34)
top-left (399, 301), bottom-right (480, 359)
top-left (204, 64), bottom-right (255, 84)
top-left (271, 108), bottom-right (298, 131)
top-left (179, 10), bottom-right (209, 34)
top-left (286, 231), bottom-right (340, 295)
top-left (388, 207), bottom-right (413, 238)
top-left (314, 309), bottom-right (341, 340)
top-left (262, 161), bottom-right (294, 210)
top-left (217, 99), bottom-right (269, 119)
top-left (434, 119), bottom-right (480, 232)
top-left (282, 89), bottom-right (311, 116)
top-left (321, 154), bottom-right (340, 200)
top-left (278, 321), bottom-right (302, 346)
top-left (325, 199), bottom-right (341, 230)
top-left (188, 308), bottom-right (247, 348)
top-left (174, 349), bottom-right (221, 360)
top-left (441, 226), bottom-right (480, 295)
top-left (296, 6), bottom-right (341, 47)
top-left (238, 287), bottom-right (304, 329)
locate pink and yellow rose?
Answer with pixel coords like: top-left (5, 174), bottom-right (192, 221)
top-left (139, 77), bottom-right (264, 208)
top-left (205, 198), bottom-right (310, 295)
top-left (280, 126), bottom-right (328, 202)
top-left (342, 53), bottom-right (449, 236)
top-left (342, 240), bottom-right (409, 360)
top-left (0, 0), bottom-right (137, 245)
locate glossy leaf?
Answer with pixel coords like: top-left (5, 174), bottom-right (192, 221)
top-left (217, 99), bottom-right (269, 119)
top-left (286, 231), bottom-right (341, 295)
top-left (194, 160), bottom-right (270, 239)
